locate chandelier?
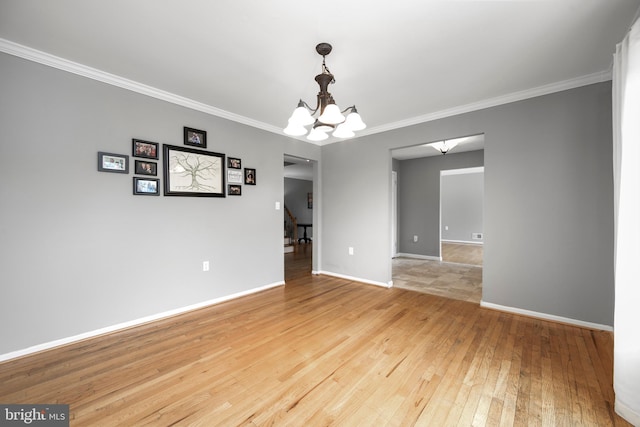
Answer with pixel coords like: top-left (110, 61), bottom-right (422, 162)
top-left (284, 43), bottom-right (366, 141)
top-left (430, 140), bottom-right (459, 155)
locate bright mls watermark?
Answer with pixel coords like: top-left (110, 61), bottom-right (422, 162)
top-left (0, 404), bottom-right (68, 426)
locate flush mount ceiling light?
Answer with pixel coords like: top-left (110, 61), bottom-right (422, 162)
top-left (430, 139), bottom-right (459, 155)
top-left (284, 43), bottom-right (366, 141)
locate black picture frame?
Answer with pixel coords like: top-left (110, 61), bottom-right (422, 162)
top-left (132, 139), bottom-right (159, 159)
top-left (244, 168), bottom-right (256, 185)
top-left (98, 152), bottom-right (129, 174)
top-left (133, 177), bottom-right (160, 196)
top-left (227, 169), bottom-right (243, 184)
top-left (228, 184), bottom-right (242, 196)
top-left (184, 127), bottom-right (207, 148)
top-left (135, 160), bottom-right (157, 176)
top-left (163, 144), bottom-right (225, 197)
top-left (228, 157), bottom-right (241, 169)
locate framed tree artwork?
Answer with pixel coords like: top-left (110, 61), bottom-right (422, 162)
top-left (163, 145), bottom-right (225, 197)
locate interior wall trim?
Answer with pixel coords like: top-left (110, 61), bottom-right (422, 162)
top-left (480, 301), bottom-right (613, 332)
top-left (441, 239), bottom-right (484, 245)
top-left (0, 37), bottom-right (611, 147)
top-left (317, 271), bottom-right (392, 288)
top-left (354, 69), bottom-right (612, 142)
top-left (395, 253), bottom-right (442, 261)
top-left (615, 399), bottom-right (640, 427)
top-left (0, 281), bottom-right (285, 364)
top-left (0, 38), bottom-right (282, 137)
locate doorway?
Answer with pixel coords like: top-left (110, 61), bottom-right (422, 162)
top-left (440, 167), bottom-right (484, 266)
top-left (283, 154), bottom-right (316, 279)
top-left (390, 134), bottom-right (484, 303)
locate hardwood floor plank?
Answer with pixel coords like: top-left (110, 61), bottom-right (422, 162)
top-left (0, 250), bottom-right (630, 426)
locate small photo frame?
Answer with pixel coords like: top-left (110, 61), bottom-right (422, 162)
top-left (228, 169), bottom-right (243, 184)
top-left (135, 160), bottom-right (157, 176)
top-left (184, 127), bottom-right (207, 148)
top-left (244, 168), bottom-right (256, 185)
top-left (133, 177), bottom-right (160, 196)
top-left (228, 184), bottom-right (242, 196)
top-left (132, 139), bottom-right (159, 159)
top-left (98, 152), bottom-right (129, 173)
top-left (228, 157), bottom-right (241, 169)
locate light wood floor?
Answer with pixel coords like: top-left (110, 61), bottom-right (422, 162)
top-left (0, 249), bottom-right (628, 426)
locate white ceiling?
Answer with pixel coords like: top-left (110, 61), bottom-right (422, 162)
top-left (1, 0), bottom-right (639, 147)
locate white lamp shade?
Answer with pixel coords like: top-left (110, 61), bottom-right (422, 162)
top-left (332, 124), bottom-right (355, 138)
top-left (289, 106), bottom-right (315, 126)
top-left (343, 111), bottom-right (366, 131)
top-left (430, 140), bottom-right (459, 154)
top-left (318, 104), bottom-right (345, 125)
top-left (307, 128), bottom-right (328, 142)
top-left (314, 123), bottom-right (334, 133)
top-left (284, 121), bottom-right (308, 136)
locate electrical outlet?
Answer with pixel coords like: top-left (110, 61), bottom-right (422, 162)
top-left (413, 235), bottom-right (418, 243)
top-left (348, 247), bottom-right (354, 255)
top-left (203, 261), bottom-right (210, 271)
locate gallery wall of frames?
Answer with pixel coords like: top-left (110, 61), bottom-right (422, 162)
top-left (97, 126), bottom-right (257, 197)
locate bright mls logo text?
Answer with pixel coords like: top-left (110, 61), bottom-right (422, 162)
top-left (1, 404), bottom-right (69, 426)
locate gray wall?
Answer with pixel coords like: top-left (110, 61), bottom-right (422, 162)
top-left (397, 151), bottom-right (484, 257)
top-left (441, 170), bottom-right (484, 243)
top-left (321, 82), bottom-right (614, 326)
top-left (0, 51), bottom-right (616, 356)
top-left (284, 177), bottom-right (313, 235)
top-left (0, 53), bottom-right (320, 355)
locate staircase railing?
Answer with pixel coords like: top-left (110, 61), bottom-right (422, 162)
top-left (284, 205), bottom-right (298, 250)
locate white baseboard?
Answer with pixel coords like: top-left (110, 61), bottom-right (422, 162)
top-left (316, 270), bottom-right (392, 288)
top-left (441, 239), bottom-right (484, 245)
top-left (395, 252), bottom-right (441, 261)
top-left (616, 399), bottom-right (640, 427)
top-left (0, 281), bottom-right (285, 363)
top-left (480, 301), bottom-right (613, 331)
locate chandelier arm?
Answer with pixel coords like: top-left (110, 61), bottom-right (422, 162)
top-left (298, 99), bottom-right (320, 116)
top-left (340, 105), bottom-right (357, 114)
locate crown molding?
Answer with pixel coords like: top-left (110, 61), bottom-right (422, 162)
top-left (1, 38), bottom-right (612, 146)
top-left (351, 69), bottom-right (612, 142)
top-left (0, 38), bottom-right (283, 136)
